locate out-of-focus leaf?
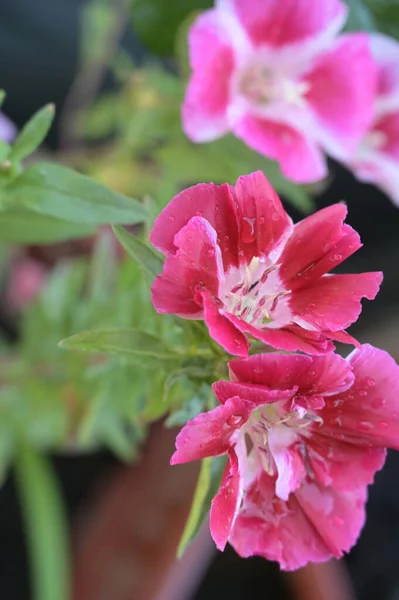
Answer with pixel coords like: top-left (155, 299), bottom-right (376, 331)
top-left (2, 162), bottom-right (148, 225)
top-left (0, 208), bottom-right (94, 244)
top-left (59, 329), bottom-right (182, 362)
top-left (81, 0), bottom-right (118, 63)
top-left (9, 105), bottom-right (55, 163)
top-left (15, 446), bottom-right (70, 600)
top-left (112, 225), bottom-right (163, 282)
top-left (177, 455), bottom-right (226, 557)
top-left (132, 0), bottom-right (212, 56)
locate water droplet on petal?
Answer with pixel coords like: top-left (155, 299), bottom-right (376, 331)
top-left (308, 302), bottom-right (316, 309)
top-left (241, 217), bottom-right (256, 243)
top-left (371, 397), bottom-right (385, 409)
top-left (359, 390), bottom-right (367, 397)
top-left (196, 211), bottom-right (203, 217)
top-left (227, 415), bottom-right (243, 427)
top-left (272, 212), bottom-right (279, 221)
top-left (207, 248), bottom-right (215, 257)
top-left (366, 377), bottom-right (376, 387)
top-left (259, 216), bottom-right (265, 224)
top-left (379, 420), bottom-right (388, 429)
top-left (334, 253), bottom-right (343, 261)
top-left (168, 215), bottom-right (176, 222)
top-left (358, 420), bottom-right (373, 431)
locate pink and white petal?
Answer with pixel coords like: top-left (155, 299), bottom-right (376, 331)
top-left (201, 289), bottom-right (249, 356)
top-left (373, 112), bottom-right (399, 160)
top-left (370, 34), bottom-right (399, 109)
top-left (183, 9), bottom-right (235, 142)
top-left (218, 0), bottom-right (346, 50)
top-left (268, 433), bottom-right (306, 500)
top-left (232, 170), bottom-right (293, 263)
top-left (150, 182), bottom-right (239, 271)
top-left (213, 380), bottom-right (297, 406)
top-left (225, 312), bottom-right (335, 354)
top-left (210, 451), bottom-right (242, 550)
top-left (307, 434), bottom-right (386, 490)
top-left (320, 344), bottom-right (399, 450)
top-left (279, 205), bottom-right (360, 289)
top-left (304, 34), bottom-right (377, 159)
top-left (151, 217), bottom-right (224, 316)
top-left (291, 272), bottom-right (383, 332)
top-left (229, 473), bottom-right (332, 570)
top-left (351, 150), bottom-right (399, 207)
top-left (171, 396), bottom-right (254, 465)
top-left (232, 115), bottom-right (327, 184)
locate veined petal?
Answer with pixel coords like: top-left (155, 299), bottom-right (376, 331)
top-left (183, 9), bottom-right (235, 142)
top-left (213, 380), bottom-right (297, 405)
top-left (171, 396), bottom-right (254, 465)
top-left (210, 450), bottom-right (242, 550)
top-left (232, 116), bottom-right (327, 183)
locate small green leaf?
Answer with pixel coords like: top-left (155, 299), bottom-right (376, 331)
top-left (10, 104), bottom-right (55, 162)
top-left (15, 445), bottom-right (70, 600)
top-left (0, 207), bottom-right (95, 243)
top-left (177, 455), bottom-right (226, 557)
top-left (112, 225), bottom-right (163, 282)
top-left (345, 0), bottom-right (376, 31)
top-left (59, 328), bottom-right (182, 362)
top-left (0, 90), bottom-right (5, 107)
top-left (2, 162), bottom-right (148, 225)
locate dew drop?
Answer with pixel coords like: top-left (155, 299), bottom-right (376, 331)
top-left (366, 377), bottom-right (376, 387)
top-left (224, 235), bottom-right (230, 241)
top-left (207, 249), bottom-right (215, 257)
top-left (308, 302), bottom-right (316, 309)
top-left (234, 338), bottom-right (242, 346)
top-left (379, 420), bottom-right (389, 429)
top-left (334, 253), bottom-right (343, 261)
top-left (334, 516), bottom-right (344, 526)
top-left (196, 211), bottom-right (203, 217)
top-left (227, 415), bottom-right (243, 427)
top-left (168, 215), bottom-right (176, 222)
top-left (259, 216), bottom-right (265, 224)
top-left (359, 390), bottom-right (367, 397)
top-left (272, 212), bottom-right (279, 222)
top-left (371, 397), bottom-right (385, 409)
top-left (241, 217), bottom-right (256, 243)
top-left (190, 261), bottom-right (196, 267)
top-left (358, 420), bottom-right (373, 431)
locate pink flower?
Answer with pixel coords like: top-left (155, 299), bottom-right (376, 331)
top-left (182, 0), bottom-right (376, 183)
top-left (0, 112), bottom-right (16, 143)
top-left (171, 345), bottom-right (399, 570)
top-left (150, 171), bottom-right (382, 356)
top-left (347, 34), bottom-right (399, 205)
top-left (6, 257), bottom-right (47, 311)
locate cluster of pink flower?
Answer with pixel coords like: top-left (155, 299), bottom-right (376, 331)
top-left (183, 0), bottom-right (399, 205)
top-left (150, 170), bottom-right (399, 570)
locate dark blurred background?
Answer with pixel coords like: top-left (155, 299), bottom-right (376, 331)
top-left (1, 1), bottom-right (399, 599)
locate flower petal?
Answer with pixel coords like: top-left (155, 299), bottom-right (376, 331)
top-left (0, 112), bottom-right (16, 142)
top-left (183, 9), bottom-right (235, 142)
top-left (171, 396), bottom-right (254, 465)
top-left (232, 116), bottom-right (327, 183)
top-left (151, 217), bottom-right (223, 317)
top-left (231, 170), bottom-right (293, 263)
top-left (149, 182), bottom-right (239, 271)
top-left (219, 0), bottom-right (346, 49)
top-left (210, 451), bottom-right (242, 550)
top-left (201, 289), bottom-right (249, 356)
top-left (213, 380), bottom-right (297, 405)
top-left (320, 344), bottom-right (399, 450)
top-left (304, 34), bottom-right (376, 159)
top-left (371, 33), bottom-right (399, 109)
top-left (291, 272), bottom-right (383, 332)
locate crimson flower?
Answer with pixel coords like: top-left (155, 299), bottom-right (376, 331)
top-left (150, 171), bottom-right (382, 356)
top-left (171, 345), bottom-right (399, 570)
top-left (182, 0), bottom-right (376, 183)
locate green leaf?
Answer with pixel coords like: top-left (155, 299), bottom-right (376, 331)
top-left (2, 162), bottom-right (148, 225)
top-left (15, 445), bottom-right (70, 600)
top-left (0, 90), bottom-right (5, 107)
top-left (59, 328), bottom-right (182, 362)
top-left (10, 104), bottom-right (55, 162)
top-left (112, 225), bottom-right (163, 282)
top-left (0, 207), bottom-right (95, 244)
top-left (177, 455), bottom-right (226, 557)
top-left (345, 0), bottom-right (376, 31)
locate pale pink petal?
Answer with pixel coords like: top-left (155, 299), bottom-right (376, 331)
top-left (307, 435), bottom-right (386, 490)
top-left (201, 289), bottom-right (249, 356)
top-left (232, 116), bottom-right (327, 183)
top-left (232, 170), bottom-right (293, 263)
top-left (291, 272), bottom-right (383, 331)
top-left (279, 205), bottom-right (361, 289)
top-left (350, 149), bottom-right (399, 207)
top-left (210, 451), bottom-right (242, 550)
top-left (229, 473), bottom-right (332, 570)
top-left (228, 352), bottom-right (352, 397)
top-left (371, 34), bottom-right (399, 106)
top-left (212, 380), bottom-right (297, 405)
top-left (304, 34), bottom-right (377, 158)
top-left (268, 435), bottom-right (306, 500)
top-left (320, 344), bottom-right (399, 450)
top-left (220, 0), bottom-right (346, 49)
top-left (373, 112), bottom-right (399, 159)
top-left (151, 217), bottom-right (223, 317)
top-left (170, 396), bottom-right (254, 465)
top-left (183, 10), bottom-right (234, 142)
top-left (149, 182), bottom-right (239, 271)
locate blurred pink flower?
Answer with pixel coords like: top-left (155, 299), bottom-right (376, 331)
top-left (171, 345), bottom-right (399, 570)
top-left (150, 171), bottom-right (382, 356)
top-left (182, 0), bottom-right (376, 183)
top-left (6, 257), bottom-right (47, 311)
top-left (347, 34), bottom-right (399, 205)
top-left (0, 112), bottom-right (16, 142)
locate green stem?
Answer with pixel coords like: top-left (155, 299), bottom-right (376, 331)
top-left (15, 445), bottom-right (70, 600)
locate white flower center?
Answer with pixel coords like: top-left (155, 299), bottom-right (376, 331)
top-left (238, 62), bottom-right (310, 108)
top-left (219, 257), bottom-right (292, 329)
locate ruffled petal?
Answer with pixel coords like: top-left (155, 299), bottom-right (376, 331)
top-left (171, 396), bottom-right (254, 465)
top-left (291, 272), bottom-right (383, 331)
top-left (232, 116), bottom-right (327, 183)
top-left (212, 380), bottom-right (297, 405)
top-left (183, 9), bottom-right (235, 142)
top-left (210, 451), bottom-right (242, 550)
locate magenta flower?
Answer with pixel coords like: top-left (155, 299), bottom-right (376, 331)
top-left (347, 34), bottom-right (399, 205)
top-left (150, 171), bottom-right (382, 356)
top-left (182, 0), bottom-right (376, 183)
top-left (171, 345), bottom-right (399, 570)
top-left (0, 112), bottom-right (16, 142)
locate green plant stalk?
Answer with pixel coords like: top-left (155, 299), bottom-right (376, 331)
top-left (15, 444), bottom-right (70, 600)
